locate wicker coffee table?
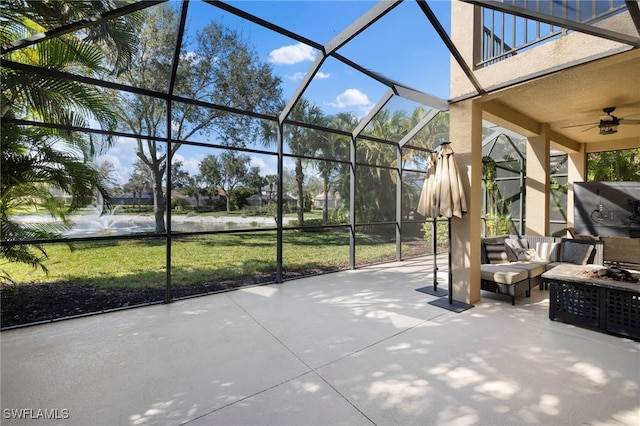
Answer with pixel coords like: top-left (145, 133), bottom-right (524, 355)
top-left (542, 264), bottom-right (640, 340)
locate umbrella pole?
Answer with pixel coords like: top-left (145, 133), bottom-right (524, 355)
top-left (415, 217), bottom-right (447, 297)
top-left (448, 217), bottom-right (453, 305)
top-left (428, 216), bottom-right (473, 312)
top-left (433, 218), bottom-right (438, 290)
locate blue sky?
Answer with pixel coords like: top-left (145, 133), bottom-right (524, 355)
top-left (101, 0), bottom-right (453, 186)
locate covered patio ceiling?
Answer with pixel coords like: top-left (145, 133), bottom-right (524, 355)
top-left (479, 48), bottom-right (640, 153)
top-left (458, 0), bottom-right (640, 154)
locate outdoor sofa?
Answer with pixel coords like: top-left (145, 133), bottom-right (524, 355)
top-left (480, 235), bottom-right (604, 305)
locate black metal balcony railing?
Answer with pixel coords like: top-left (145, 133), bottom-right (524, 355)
top-left (478, 1), bottom-right (628, 68)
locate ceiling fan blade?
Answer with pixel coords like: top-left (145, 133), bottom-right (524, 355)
top-left (561, 122), bottom-right (598, 129)
top-left (580, 125), bottom-right (599, 133)
top-left (620, 119), bottom-right (640, 124)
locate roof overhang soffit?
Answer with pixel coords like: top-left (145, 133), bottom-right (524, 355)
top-left (482, 100), bottom-right (583, 153)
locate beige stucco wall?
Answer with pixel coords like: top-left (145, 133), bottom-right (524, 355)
top-left (525, 126), bottom-right (551, 236)
top-left (450, 2), bottom-right (633, 100)
top-left (446, 1), bottom-right (630, 301)
top-left (449, 100), bottom-right (483, 305)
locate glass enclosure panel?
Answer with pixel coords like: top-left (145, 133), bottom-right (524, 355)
top-left (104, 2), bottom-right (181, 93)
top-left (294, 158), bottom-right (351, 225)
top-left (355, 165), bottom-right (397, 223)
top-left (109, 88), bottom-right (168, 138)
top-left (360, 97), bottom-right (427, 143)
top-left (7, 135), bottom-right (165, 239)
top-left (355, 224), bottom-right (397, 268)
top-left (1, 240), bottom-right (166, 327)
top-left (177, 1), bottom-right (297, 115)
top-left (335, 0), bottom-right (452, 98)
top-left (356, 138), bottom-right (398, 167)
top-left (401, 148), bottom-right (432, 172)
top-left (400, 220), bottom-right (429, 260)
top-left (484, 178), bottom-right (522, 236)
top-left (226, 0), bottom-right (374, 42)
top-left (168, 146), bottom-right (280, 229)
top-left (281, 229), bottom-right (350, 278)
top-left (282, 127), bottom-right (351, 162)
top-left (280, 157), bottom-right (350, 226)
top-left (173, 101), bottom-right (277, 150)
top-left (551, 154), bottom-right (569, 174)
top-left (289, 56), bottom-right (388, 131)
top-left (496, 180), bottom-right (522, 216)
top-left (171, 232), bottom-right (277, 299)
top-left (420, 218), bottom-right (449, 255)
top-left (403, 110), bottom-right (449, 150)
top-left (550, 176), bottom-right (568, 223)
top-left (282, 123), bottom-right (346, 159)
top-left (486, 135), bottom-right (524, 162)
top-left (494, 160), bottom-right (522, 179)
top-left (402, 170), bottom-right (425, 218)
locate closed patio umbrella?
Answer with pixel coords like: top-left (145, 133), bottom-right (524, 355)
top-left (428, 142), bottom-right (472, 312)
top-left (416, 152), bottom-right (446, 296)
top-left (433, 142), bottom-right (467, 219)
top-left (417, 151), bottom-right (437, 218)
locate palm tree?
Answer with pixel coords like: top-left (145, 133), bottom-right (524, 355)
top-left (1, 1), bottom-right (140, 274)
top-left (262, 98), bottom-right (325, 225)
top-left (317, 113), bottom-right (356, 223)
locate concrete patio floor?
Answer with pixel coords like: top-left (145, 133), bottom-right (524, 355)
top-left (1, 256), bottom-right (639, 426)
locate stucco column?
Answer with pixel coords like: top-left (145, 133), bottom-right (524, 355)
top-left (566, 146), bottom-right (587, 231)
top-left (449, 99), bottom-right (482, 304)
top-left (525, 125), bottom-right (551, 236)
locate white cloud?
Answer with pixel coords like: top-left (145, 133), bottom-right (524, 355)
top-left (287, 71), bottom-right (332, 81)
top-left (173, 153), bottom-right (201, 176)
top-left (99, 154), bottom-right (128, 185)
top-left (108, 136), bottom-right (137, 155)
top-left (269, 43), bottom-right (316, 65)
top-left (327, 88), bottom-right (372, 109)
top-left (250, 156), bottom-right (277, 176)
top-left (287, 72), bottom-right (305, 81)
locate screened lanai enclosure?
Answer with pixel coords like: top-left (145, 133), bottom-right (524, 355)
top-left (481, 128), bottom-right (569, 238)
top-left (2, 0), bottom-right (472, 327)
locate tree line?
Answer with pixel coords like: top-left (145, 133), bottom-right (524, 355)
top-left (4, 1), bottom-right (632, 278)
top-left (0, 1), bottom-right (437, 275)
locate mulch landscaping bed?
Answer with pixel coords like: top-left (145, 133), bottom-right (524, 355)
top-left (0, 268), bottom-right (348, 329)
top-left (0, 278), bottom-right (269, 329)
top-left (1, 240), bottom-right (432, 329)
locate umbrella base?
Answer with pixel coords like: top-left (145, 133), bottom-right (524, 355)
top-left (416, 286), bottom-right (448, 297)
top-left (428, 297), bottom-right (474, 313)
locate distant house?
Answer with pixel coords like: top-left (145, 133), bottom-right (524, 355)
top-left (314, 192), bottom-right (341, 210)
top-left (113, 191), bottom-right (153, 206)
top-left (246, 193), bottom-right (296, 207)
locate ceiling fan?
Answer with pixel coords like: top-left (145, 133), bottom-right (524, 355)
top-left (563, 107), bottom-right (640, 135)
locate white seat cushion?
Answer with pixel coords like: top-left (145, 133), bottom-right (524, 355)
top-left (481, 264), bottom-right (529, 285)
top-left (508, 261), bottom-right (548, 278)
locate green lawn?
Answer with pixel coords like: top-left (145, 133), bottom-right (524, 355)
top-left (2, 231), bottom-right (428, 290)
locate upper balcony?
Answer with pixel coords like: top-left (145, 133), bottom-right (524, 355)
top-left (476, 0), bottom-right (635, 68)
top-left (450, 1), bottom-right (640, 154)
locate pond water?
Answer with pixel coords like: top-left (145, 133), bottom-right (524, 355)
top-left (11, 213), bottom-right (283, 237)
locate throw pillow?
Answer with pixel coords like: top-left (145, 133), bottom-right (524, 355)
top-left (536, 241), bottom-right (560, 261)
top-left (504, 238), bottom-right (528, 261)
top-left (484, 243), bottom-right (509, 264)
top-left (515, 248), bottom-right (537, 261)
top-left (561, 241), bottom-right (594, 265)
